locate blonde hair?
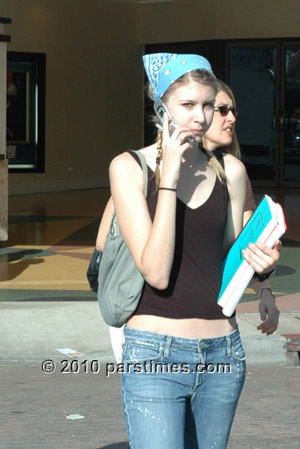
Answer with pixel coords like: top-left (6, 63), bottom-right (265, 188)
top-left (146, 69), bottom-right (227, 187)
top-left (206, 79), bottom-right (241, 159)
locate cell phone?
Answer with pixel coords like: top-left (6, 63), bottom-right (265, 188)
top-left (154, 99), bottom-right (195, 145)
top-left (154, 99), bottom-right (179, 135)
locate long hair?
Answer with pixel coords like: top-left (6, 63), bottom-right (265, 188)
top-left (208, 79), bottom-right (241, 159)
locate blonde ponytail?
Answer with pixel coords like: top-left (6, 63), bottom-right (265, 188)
top-left (154, 130), bottom-right (163, 191)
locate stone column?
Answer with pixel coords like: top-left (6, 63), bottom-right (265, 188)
top-left (0, 18), bottom-right (11, 242)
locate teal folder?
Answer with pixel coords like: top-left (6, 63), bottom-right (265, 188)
top-left (218, 195), bottom-right (287, 317)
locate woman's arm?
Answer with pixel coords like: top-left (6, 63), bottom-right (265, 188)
top-left (222, 154), bottom-right (247, 254)
top-left (110, 115), bottom-right (193, 290)
top-left (243, 210), bottom-right (253, 226)
top-left (109, 152), bottom-right (177, 289)
top-left (243, 173), bottom-right (256, 226)
top-left (248, 276), bottom-right (280, 335)
top-left (223, 155), bottom-right (280, 274)
top-left (243, 239), bottom-right (281, 335)
top-left (223, 155), bottom-right (280, 334)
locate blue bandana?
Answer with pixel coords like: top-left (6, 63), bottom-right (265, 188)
top-left (143, 52), bottom-right (213, 100)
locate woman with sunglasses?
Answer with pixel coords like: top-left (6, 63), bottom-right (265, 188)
top-left (104, 53), bottom-right (280, 449)
top-left (203, 79), bottom-right (256, 225)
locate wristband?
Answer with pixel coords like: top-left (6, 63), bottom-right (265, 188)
top-left (259, 286), bottom-right (276, 300)
top-left (253, 268), bottom-right (276, 282)
top-left (159, 187), bottom-right (177, 192)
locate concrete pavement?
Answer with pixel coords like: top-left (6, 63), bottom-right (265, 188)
top-left (0, 361), bottom-right (299, 449)
top-left (0, 296), bottom-right (299, 449)
top-left (0, 294), bottom-right (299, 365)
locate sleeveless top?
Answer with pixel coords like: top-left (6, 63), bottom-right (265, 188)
top-left (245, 175), bottom-right (256, 212)
top-left (129, 150), bottom-right (232, 320)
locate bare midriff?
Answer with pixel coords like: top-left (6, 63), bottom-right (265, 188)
top-left (127, 315), bottom-right (237, 339)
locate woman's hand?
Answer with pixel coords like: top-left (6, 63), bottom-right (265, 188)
top-left (257, 295), bottom-right (280, 335)
top-left (243, 239), bottom-right (282, 335)
top-left (160, 113), bottom-right (194, 188)
top-left (242, 239), bottom-right (281, 275)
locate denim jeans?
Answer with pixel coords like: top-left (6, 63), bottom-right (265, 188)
top-left (121, 326), bottom-right (246, 449)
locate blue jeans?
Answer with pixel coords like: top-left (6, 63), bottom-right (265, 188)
top-left (121, 326), bottom-right (246, 449)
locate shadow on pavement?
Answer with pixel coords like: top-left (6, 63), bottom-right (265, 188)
top-left (99, 444), bottom-right (129, 449)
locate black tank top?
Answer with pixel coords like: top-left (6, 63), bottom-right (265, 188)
top-left (129, 150), bottom-right (231, 320)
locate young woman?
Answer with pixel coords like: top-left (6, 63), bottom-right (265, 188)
top-left (96, 79), bottom-right (271, 365)
top-left (203, 79), bottom-right (256, 225)
top-left (104, 53), bottom-right (280, 449)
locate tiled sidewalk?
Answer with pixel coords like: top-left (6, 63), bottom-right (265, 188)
top-left (0, 362), bottom-right (299, 449)
top-left (1, 189), bottom-right (299, 448)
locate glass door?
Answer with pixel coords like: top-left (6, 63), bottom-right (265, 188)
top-left (227, 40), bottom-right (300, 188)
top-left (227, 43), bottom-right (280, 187)
top-left (282, 44), bottom-right (300, 185)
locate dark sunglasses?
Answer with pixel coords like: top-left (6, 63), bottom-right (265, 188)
top-left (214, 105), bottom-right (239, 118)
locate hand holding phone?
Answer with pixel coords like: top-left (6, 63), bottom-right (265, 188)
top-left (154, 99), bottom-right (195, 145)
top-left (154, 99), bottom-right (179, 135)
